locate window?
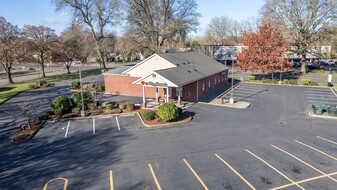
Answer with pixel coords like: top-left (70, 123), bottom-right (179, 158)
top-left (208, 81), bottom-right (211, 88)
top-left (202, 83), bottom-right (205, 91)
top-left (215, 78), bottom-right (217, 85)
top-left (219, 78), bottom-right (221, 83)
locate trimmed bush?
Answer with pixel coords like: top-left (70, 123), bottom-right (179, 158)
top-left (72, 107), bottom-right (81, 114)
top-left (40, 80), bottom-right (48, 85)
top-left (282, 79), bottom-right (289, 84)
top-left (248, 75), bottom-right (256, 80)
top-left (82, 84), bottom-right (89, 91)
top-left (143, 110), bottom-right (156, 121)
top-left (97, 105), bottom-right (103, 110)
top-left (87, 103), bottom-right (96, 111)
top-left (51, 95), bottom-right (72, 116)
top-left (105, 103), bottom-right (113, 110)
top-left (309, 81), bottom-right (319, 86)
top-left (300, 79), bottom-right (310, 85)
top-left (72, 81), bottom-right (80, 89)
top-left (126, 102), bottom-right (134, 110)
top-left (262, 79), bottom-right (272, 83)
top-left (228, 78), bottom-right (232, 82)
top-left (119, 103), bottom-right (126, 109)
top-left (71, 92), bottom-right (93, 110)
top-left (28, 83), bottom-right (37, 89)
top-left (156, 103), bottom-right (179, 122)
top-left (101, 69), bottom-right (108, 73)
top-left (177, 107), bottom-right (183, 116)
top-left (289, 79), bottom-right (298, 85)
top-left (97, 84), bottom-right (105, 92)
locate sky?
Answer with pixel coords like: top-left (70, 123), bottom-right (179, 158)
top-left (0, 0), bottom-right (265, 36)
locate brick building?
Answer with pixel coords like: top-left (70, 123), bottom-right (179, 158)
top-left (103, 52), bottom-right (228, 107)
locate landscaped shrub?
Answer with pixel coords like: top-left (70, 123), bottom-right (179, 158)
top-left (28, 83), bottom-right (37, 89)
top-left (282, 79), bottom-right (289, 84)
top-left (97, 84), bottom-right (105, 92)
top-left (72, 81), bottom-right (80, 89)
top-left (40, 80), bottom-right (48, 85)
top-left (126, 102), bottom-right (134, 110)
top-left (105, 103), bottom-right (113, 110)
top-left (38, 110), bottom-right (51, 121)
top-left (156, 103), bottom-right (179, 122)
top-left (228, 78), bottom-right (232, 82)
top-left (101, 69), bottom-right (108, 73)
top-left (51, 95), bottom-right (72, 115)
top-left (87, 103), bottom-right (96, 111)
top-left (248, 75), bottom-right (256, 80)
top-left (71, 92), bottom-right (93, 110)
top-left (82, 84), bottom-right (89, 90)
top-left (262, 79), bottom-right (272, 83)
top-left (177, 107), bottom-right (183, 116)
top-left (309, 81), bottom-right (319, 86)
top-left (97, 105), bottom-right (103, 110)
top-left (72, 107), bottom-right (81, 114)
top-left (300, 79), bottom-right (310, 85)
top-left (143, 110), bottom-right (156, 121)
top-left (289, 79), bottom-right (298, 85)
top-left (119, 103), bottom-right (126, 109)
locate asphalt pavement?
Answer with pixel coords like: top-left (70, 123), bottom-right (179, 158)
top-left (1, 84), bottom-right (336, 189)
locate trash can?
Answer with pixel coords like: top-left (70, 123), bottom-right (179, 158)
top-left (312, 103), bottom-right (326, 115)
top-left (327, 106), bottom-right (337, 117)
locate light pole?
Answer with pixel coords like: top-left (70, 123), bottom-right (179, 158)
top-left (229, 53), bottom-right (235, 104)
top-left (328, 68), bottom-right (332, 87)
top-left (79, 61), bottom-right (85, 117)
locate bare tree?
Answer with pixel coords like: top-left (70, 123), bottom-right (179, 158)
top-left (54, 0), bottom-right (120, 69)
top-left (23, 25), bottom-right (58, 77)
top-left (53, 24), bottom-right (85, 74)
top-left (262, 0), bottom-right (337, 73)
top-left (124, 0), bottom-right (200, 53)
top-left (0, 16), bottom-right (21, 84)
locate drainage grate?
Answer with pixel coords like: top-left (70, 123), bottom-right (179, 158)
top-left (278, 121), bottom-right (285, 125)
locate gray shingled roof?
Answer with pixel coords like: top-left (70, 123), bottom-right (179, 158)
top-left (156, 52), bottom-right (228, 86)
top-left (102, 65), bottom-right (134, 75)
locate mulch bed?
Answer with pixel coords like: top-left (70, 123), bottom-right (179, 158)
top-left (137, 109), bottom-right (192, 126)
top-left (12, 121), bottom-right (42, 143)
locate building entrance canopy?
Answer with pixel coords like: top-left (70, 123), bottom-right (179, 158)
top-left (133, 71), bottom-right (178, 88)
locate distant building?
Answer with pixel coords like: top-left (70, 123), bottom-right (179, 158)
top-left (204, 45), bottom-right (245, 65)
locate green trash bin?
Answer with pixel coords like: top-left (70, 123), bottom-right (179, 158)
top-left (312, 103), bottom-right (326, 115)
top-left (327, 106), bottom-right (337, 117)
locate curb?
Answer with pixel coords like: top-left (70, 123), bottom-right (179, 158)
top-left (198, 101), bottom-right (251, 109)
top-left (308, 111), bottom-right (337, 120)
top-left (11, 121), bottom-right (46, 143)
top-left (242, 81), bottom-right (332, 88)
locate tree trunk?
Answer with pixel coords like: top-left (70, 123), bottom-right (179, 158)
top-left (41, 63), bottom-right (46, 77)
top-left (301, 55), bottom-right (306, 74)
top-left (66, 66), bottom-right (71, 74)
top-left (6, 69), bottom-right (14, 84)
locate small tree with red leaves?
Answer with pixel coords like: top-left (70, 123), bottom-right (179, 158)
top-left (237, 23), bottom-right (292, 77)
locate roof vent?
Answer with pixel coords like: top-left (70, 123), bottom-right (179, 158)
top-left (183, 62), bottom-right (186, 65)
top-left (176, 63), bottom-right (180, 66)
top-left (187, 70), bottom-right (191, 73)
top-left (187, 62), bottom-right (190, 64)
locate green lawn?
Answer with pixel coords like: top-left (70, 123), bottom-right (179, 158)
top-left (0, 69), bottom-right (101, 104)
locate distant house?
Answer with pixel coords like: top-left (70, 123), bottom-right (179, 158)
top-left (103, 52), bottom-right (229, 107)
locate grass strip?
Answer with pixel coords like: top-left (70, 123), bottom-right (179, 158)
top-left (0, 69), bottom-right (101, 104)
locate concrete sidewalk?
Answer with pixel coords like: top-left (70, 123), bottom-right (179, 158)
top-left (199, 99), bottom-right (250, 109)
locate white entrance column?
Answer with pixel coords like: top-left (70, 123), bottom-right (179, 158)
top-left (177, 87), bottom-right (182, 106)
top-left (166, 87), bottom-right (169, 103)
top-left (142, 85), bottom-right (146, 108)
top-left (155, 87), bottom-right (159, 103)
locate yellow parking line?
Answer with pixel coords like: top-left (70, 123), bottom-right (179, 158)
top-left (270, 171), bottom-right (337, 190)
top-left (271, 144), bottom-right (337, 182)
top-left (148, 164), bottom-right (162, 190)
top-left (317, 136), bottom-right (337, 145)
top-left (183, 159), bottom-right (208, 190)
top-left (215, 154), bottom-right (256, 190)
top-left (43, 177), bottom-right (68, 190)
top-left (295, 140), bottom-right (337, 161)
top-left (245, 149), bottom-right (305, 190)
top-left (110, 170), bottom-right (114, 190)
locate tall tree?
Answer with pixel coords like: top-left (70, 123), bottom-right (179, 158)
top-left (204, 16), bottom-right (240, 45)
top-left (54, 0), bottom-right (120, 69)
top-left (0, 16), bottom-right (21, 84)
top-left (23, 25), bottom-right (57, 77)
top-left (53, 24), bottom-right (85, 74)
top-left (237, 23), bottom-right (292, 75)
top-left (124, 0), bottom-right (200, 53)
top-left (262, 0), bottom-right (337, 73)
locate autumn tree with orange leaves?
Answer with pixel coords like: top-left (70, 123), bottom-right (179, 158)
top-left (237, 23), bottom-right (292, 76)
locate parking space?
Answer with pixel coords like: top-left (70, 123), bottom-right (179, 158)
top-left (221, 83), bottom-right (268, 103)
top-left (304, 87), bottom-right (337, 107)
top-left (35, 114), bottom-right (142, 141)
top-left (95, 134), bottom-right (337, 190)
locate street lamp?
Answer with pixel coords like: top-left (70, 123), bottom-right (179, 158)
top-left (229, 52), bottom-right (235, 104)
top-left (79, 61), bottom-right (85, 117)
top-left (328, 68), bottom-right (332, 87)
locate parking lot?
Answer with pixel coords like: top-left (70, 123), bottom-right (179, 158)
top-left (304, 87), bottom-right (337, 107)
top-left (1, 84), bottom-right (337, 190)
top-left (220, 83), bottom-right (268, 104)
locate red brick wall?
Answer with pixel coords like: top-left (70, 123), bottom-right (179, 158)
top-left (104, 75), bottom-right (166, 98)
top-left (182, 71), bottom-right (228, 101)
top-left (104, 70), bottom-right (228, 102)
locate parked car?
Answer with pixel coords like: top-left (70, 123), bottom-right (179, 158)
top-left (327, 60), bottom-right (335, 65)
top-left (293, 61), bottom-right (301, 67)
